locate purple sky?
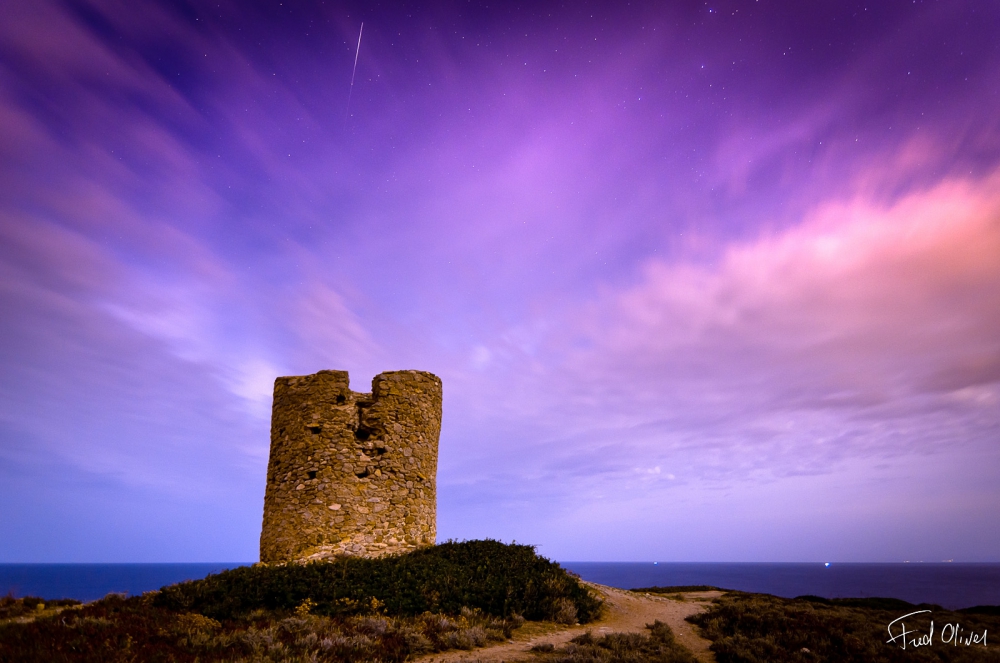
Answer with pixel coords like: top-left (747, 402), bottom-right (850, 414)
top-left (2, 0), bottom-right (999, 563)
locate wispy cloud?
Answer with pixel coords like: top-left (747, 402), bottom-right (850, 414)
top-left (2, 0), bottom-right (999, 561)
top-left (439, 167), bottom-right (1000, 557)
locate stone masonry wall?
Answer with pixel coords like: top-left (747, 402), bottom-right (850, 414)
top-left (259, 369), bottom-right (442, 563)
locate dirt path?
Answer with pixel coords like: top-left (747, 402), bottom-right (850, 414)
top-left (415, 584), bottom-right (721, 663)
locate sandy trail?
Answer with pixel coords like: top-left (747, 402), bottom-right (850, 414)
top-left (415, 584), bottom-right (721, 663)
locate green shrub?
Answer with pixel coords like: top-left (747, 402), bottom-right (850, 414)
top-left (0, 594), bottom-right (518, 662)
top-left (0, 541), bottom-right (601, 661)
top-left (795, 595), bottom-right (937, 612)
top-left (530, 620), bottom-right (697, 663)
top-left (154, 539), bottom-right (602, 623)
top-left (0, 596), bottom-right (81, 621)
top-left (632, 586), bottom-right (724, 593)
top-left (688, 592), bottom-right (1000, 663)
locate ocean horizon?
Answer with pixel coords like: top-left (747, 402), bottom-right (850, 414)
top-left (3, 561), bottom-right (999, 610)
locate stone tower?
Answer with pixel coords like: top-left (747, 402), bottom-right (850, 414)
top-left (259, 369), bottom-right (442, 563)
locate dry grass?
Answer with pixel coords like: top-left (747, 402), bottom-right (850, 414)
top-left (687, 592), bottom-right (1000, 663)
top-left (0, 595), bottom-right (523, 662)
top-left (527, 620), bottom-right (698, 663)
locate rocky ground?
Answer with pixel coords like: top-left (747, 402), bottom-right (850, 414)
top-left (414, 583), bottom-right (721, 663)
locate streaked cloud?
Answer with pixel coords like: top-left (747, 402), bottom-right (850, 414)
top-left (1, 0), bottom-right (998, 561)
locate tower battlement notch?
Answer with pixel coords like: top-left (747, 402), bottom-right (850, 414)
top-left (260, 369), bottom-right (442, 563)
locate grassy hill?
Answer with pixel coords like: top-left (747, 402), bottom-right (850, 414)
top-left (0, 540), bottom-right (601, 663)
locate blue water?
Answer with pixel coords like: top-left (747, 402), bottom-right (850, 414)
top-left (3, 562), bottom-right (998, 610)
top-left (0, 564), bottom-right (247, 603)
top-left (562, 562), bottom-right (1000, 611)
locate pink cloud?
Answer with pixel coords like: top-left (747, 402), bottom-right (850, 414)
top-left (599, 172), bottom-right (1000, 397)
top-left (450, 169), bottom-right (1000, 488)
top-left (433, 168), bottom-right (1000, 560)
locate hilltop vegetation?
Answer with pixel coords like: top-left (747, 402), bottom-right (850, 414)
top-left (155, 539), bottom-right (600, 623)
top-left (528, 620), bottom-right (698, 663)
top-left (0, 596), bottom-right (80, 622)
top-left (687, 591), bottom-right (1000, 663)
top-left (0, 540), bottom-right (602, 663)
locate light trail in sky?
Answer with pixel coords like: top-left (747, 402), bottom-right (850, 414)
top-left (2, 1), bottom-right (998, 564)
top-left (345, 22), bottom-right (363, 127)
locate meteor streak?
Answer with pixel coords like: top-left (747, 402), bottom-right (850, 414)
top-left (345, 22), bottom-right (363, 126)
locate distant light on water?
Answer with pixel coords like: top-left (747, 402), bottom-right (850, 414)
top-left (561, 562), bottom-right (1000, 609)
top-left (653, 562), bottom-right (658, 565)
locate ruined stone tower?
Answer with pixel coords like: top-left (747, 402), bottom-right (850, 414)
top-left (259, 369), bottom-right (442, 563)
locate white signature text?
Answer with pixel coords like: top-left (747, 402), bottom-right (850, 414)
top-left (886, 610), bottom-right (987, 650)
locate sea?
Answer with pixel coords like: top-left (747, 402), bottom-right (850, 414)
top-left (2, 562), bottom-right (999, 610)
top-left (561, 562), bottom-right (1000, 611)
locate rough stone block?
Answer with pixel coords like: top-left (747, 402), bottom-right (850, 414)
top-left (259, 369), bottom-right (442, 562)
